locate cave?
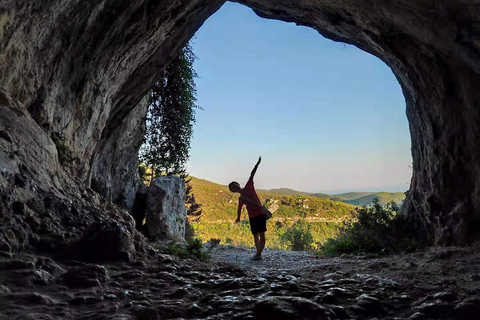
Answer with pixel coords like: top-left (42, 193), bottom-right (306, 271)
top-left (1, 1), bottom-right (480, 318)
top-left (2, 0), bottom-right (479, 248)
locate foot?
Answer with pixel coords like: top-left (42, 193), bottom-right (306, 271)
top-left (250, 254), bottom-right (262, 261)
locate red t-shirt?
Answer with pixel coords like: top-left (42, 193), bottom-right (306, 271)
top-left (238, 178), bottom-right (264, 218)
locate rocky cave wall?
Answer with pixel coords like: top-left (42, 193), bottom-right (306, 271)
top-left (1, 0), bottom-right (480, 252)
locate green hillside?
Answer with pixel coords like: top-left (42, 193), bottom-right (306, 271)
top-left (188, 177), bottom-right (357, 222)
top-left (188, 177), bottom-right (405, 250)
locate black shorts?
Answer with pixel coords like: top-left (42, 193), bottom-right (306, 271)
top-left (249, 214), bottom-right (267, 234)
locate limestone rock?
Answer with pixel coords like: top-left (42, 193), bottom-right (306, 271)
top-left (0, 90), bottom-right (139, 258)
top-left (146, 176), bottom-right (186, 240)
top-left (89, 97), bottom-right (149, 212)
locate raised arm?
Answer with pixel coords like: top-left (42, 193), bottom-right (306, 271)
top-left (249, 156), bottom-right (262, 181)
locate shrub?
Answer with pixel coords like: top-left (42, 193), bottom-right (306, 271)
top-left (162, 237), bottom-right (210, 261)
top-left (51, 132), bottom-right (75, 165)
top-left (319, 198), bottom-right (427, 256)
top-left (280, 219), bottom-right (314, 251)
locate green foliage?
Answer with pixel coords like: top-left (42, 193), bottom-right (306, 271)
top-left (192, 220), bottom-right (339, 251)
top-left (162, 237), bottom-right (210, 261)
top-left (51, 132), bottom-right (75, 165)
top-left (139, 42), bottom-right (199, 176)
top-left (319, 198), bottom-right (426, 256)
top-left (138, 42), bottom-right (203, 226)
top-left (280, 219), bottom-right (314, 251)
top-left (184, 176), bottom-right (202, 222)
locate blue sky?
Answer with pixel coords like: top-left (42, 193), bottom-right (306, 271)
top-left (186, 2), bottom-right (412, 193)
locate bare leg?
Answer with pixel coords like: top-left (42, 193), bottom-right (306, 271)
top-left (253, 233), bottom-right (259, 252)
top-left (257, 232), bottom-right (266, 257)
top-left (251, 233), bottom-right (262, 260)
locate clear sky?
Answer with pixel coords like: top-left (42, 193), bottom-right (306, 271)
top-left (186, 2), bottom-right (412, 194)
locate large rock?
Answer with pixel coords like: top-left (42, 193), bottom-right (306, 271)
top-left (146, 177), bottom-right (186, 241)
top-left (2, 0), bottom-right (480, 246)
top-left (0, 89), bottom-right (138, 257)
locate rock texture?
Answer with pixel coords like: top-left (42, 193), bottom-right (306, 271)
top-left (88, 96), bottom-right (148, 211)
top-left (1, 0), bottom-right (480, 250)
top-left (146, 176), bottom-right (187, 241)
top-left (1, 245), bottom-right (480, 319)
top-left (0, 89), bottom-right (139, 260)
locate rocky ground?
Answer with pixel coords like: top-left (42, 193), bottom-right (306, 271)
top-left (1, 244), bottom-right (479, 320)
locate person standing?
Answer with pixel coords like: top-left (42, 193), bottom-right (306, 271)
top-left (229, 157), bottom-right (266, 260)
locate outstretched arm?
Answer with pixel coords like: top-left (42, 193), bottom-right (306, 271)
top-left (249, 156), bottom-right (262, 181)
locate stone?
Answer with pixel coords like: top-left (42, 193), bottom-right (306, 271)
top-left (61, 264), bottom-right (109, 288)
top-left (418, 301), bottom-right (454, 318)
top-left (432, 292), bottom-right (457, 302)
top-left (0, 284), bottom-right (10, 294)
top-left (146, 176), bottom-right (187, 241)
top-left (409, 312), bottom-right (427, 320)
top-left (453, 301), bottom-right (480, 320)
top-left (5, 292), bottom-right (58, 305)
top-left (65, 220), bottom-right (135, 262)
top-left (255, 296), bottom-right (331, 320)
top-left (355, 294), bottom-right (385, 315)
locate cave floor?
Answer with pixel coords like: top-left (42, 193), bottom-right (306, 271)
top-left (1, 244), bottom-right (479, 320)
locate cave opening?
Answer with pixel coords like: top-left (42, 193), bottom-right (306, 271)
top-left (180, 2), bottom-right (413, 248)
top-left (187, 2), bottom-right (412, 196)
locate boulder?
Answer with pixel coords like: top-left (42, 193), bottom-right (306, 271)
top-left (146, 177), bottom-right (186, 241)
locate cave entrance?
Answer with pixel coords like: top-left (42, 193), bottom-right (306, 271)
top-left (185, 2), bottom-right (412, 248)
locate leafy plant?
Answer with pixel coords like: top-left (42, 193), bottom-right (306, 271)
top-left (162, 237), bottom-right (210, 261)
top-left (319, 198), bottom-right (427, 256)
top-left (280, 219), bottom-right (314, 251)
top-left (51, 132), bottom-right (75, 165)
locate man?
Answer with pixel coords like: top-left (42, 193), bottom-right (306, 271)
top-left (228, 157), bottom-right (266, 260)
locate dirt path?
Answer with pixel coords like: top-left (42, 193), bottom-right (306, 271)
top-left (209, 243), bottom-right (480, 296)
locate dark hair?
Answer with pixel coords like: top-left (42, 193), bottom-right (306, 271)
top-left (228, 181), bottom-right (240, 192)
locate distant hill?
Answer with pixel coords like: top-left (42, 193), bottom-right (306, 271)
top-left (265, 188), bottom-right (405, 206)
top-left (330, 192), bottom-right (373, 201)
top-left (342, 192), bottom-right (405, 206)
top-left (267, 188), bottom-right (330, 198)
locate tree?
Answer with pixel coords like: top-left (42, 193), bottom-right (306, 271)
top-left (140, 42), bottom-right (199, 177)
top-left (139, 42), bottom-right (202, 222)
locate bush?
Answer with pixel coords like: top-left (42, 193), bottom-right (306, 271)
top-left (51, 132), bottom-right (76, 165)
top-left (162, 237), bottom-right (210, 261)
top-left (280, 219), bottom-right (314, 251)
top-left (319, 198), bottom-right (427, 256)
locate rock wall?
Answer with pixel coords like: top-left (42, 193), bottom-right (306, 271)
top-left (88, 96), bottom-right (148, 211)
top-left (0, 89), bottom-right (139, 260)
top-left (0, 0), bottom-right (225, 199)
top-left (1, 0), bottom-right (480, 247)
